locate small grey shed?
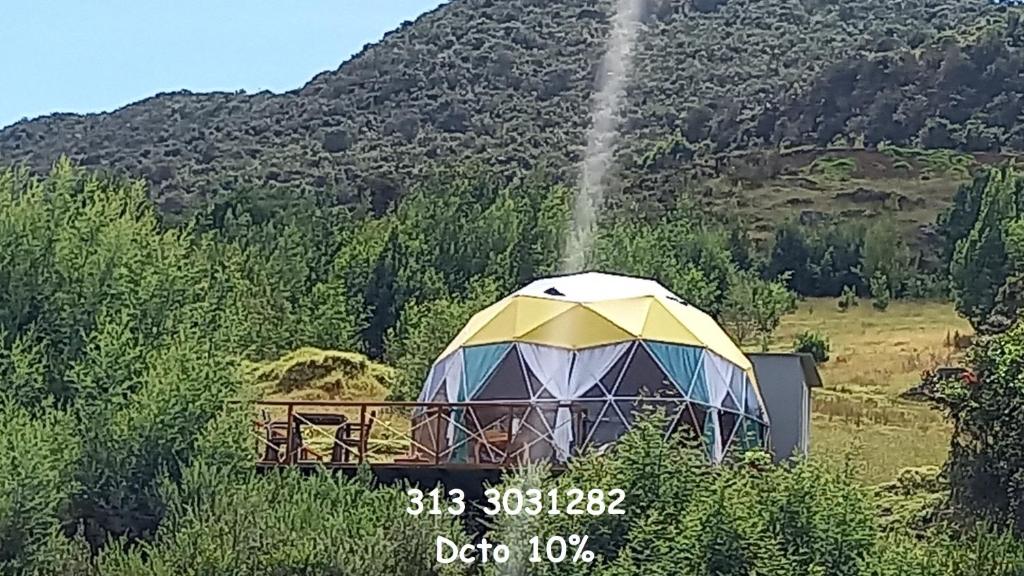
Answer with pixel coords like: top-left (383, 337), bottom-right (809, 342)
top-left (747, 353), bottom-right (823, 462)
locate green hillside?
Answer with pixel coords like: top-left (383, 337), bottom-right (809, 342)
top-left (2, 0), bottom-right (1021, 243)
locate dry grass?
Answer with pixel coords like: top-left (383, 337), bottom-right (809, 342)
top-left (810, 415), bottom-right (951, 486)
top-left (762, 298), bottom-right (971, 484)
top-left (248, 348), bottom-right (412, 460)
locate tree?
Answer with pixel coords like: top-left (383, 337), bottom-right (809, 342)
top-left (863, 218), bottom-right (911, 297)
top-left (949, 166), bottom-right (1021, 331)
top-left (767, 221), bottom-right (816, 296)
top-left (723, 271), bottom-right (797, 351)
top-left (384, 277), bottom-right (501, 400)
top-left (938, 321), bottom-right (1024, 533)
top-left (751, 275), bottom-right (798, 351)
top-left (589, 214), bottom-right (731, 316)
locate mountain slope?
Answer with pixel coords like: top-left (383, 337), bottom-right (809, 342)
top-left (0, 0), bottom-right (1018, 226)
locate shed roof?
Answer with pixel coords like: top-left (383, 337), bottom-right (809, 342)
top-left (747, 352), bottom-right (823, 389)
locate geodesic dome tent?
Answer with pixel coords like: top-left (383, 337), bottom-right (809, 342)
top-left (413, 272), bottom-right (769, 464)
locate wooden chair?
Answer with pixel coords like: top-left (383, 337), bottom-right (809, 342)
top-left (474, 428), bottom-right (512, 464)
top-left (331, 410), bottom-right (376, 463)
top-left (262, 422), bottom-right (289, 463)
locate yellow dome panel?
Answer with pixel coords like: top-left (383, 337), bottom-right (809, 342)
top-left (509, 297), bottom-right (579, 338)
top-left (583, 297), bottom-right (654, 336)
top-left (656, 295), bottom-right (753, 372)
top-left (450, 296), bottom-right (576, 352)
top-left (639, 298), bottom-right (703, 346)
top-left (439, 297), bottom-right (512, 359)
top-left (518, 304), bottom-right (635, 349)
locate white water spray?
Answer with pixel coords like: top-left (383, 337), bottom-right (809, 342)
top-left (562, 0), bottom-right (646, 273)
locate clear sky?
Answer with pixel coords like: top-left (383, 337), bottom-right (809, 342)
top-left (0, 1), bottom-right (447, 128)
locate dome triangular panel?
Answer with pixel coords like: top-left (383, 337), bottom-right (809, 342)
top-left (518, 305), bottom-right (635, 349)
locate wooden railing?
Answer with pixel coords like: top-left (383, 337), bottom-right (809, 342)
top-left (251, 398), bottom-right (748, 469)
top-left (252, 400), bottom-right (590, 469)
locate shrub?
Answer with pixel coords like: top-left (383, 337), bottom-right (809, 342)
top-left (97, 465), bottom-right (469, 576)
top-left (484, 410), bottom-right (878, 576)
top-left (871, 273), bottom-right (891, 311)
top-left (0, 404), bottom-right (89, 574)
top-left (794, 330), bottom-right (831, 363)
top-left (939, 322), bottom-right (1024, 533)
top-left (838, 285), bottom-right (859, 312)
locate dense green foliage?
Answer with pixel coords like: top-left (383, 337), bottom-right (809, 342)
top-left (2, 158), bottom-right (1024, 572)
top-left (0, 164), bottom-right (476, 574)
top-left (937, 321), bottom-right (1024, 533)
top-left (484, 411), bottom-right (1024, 576)
top-left (943, 165), bottom-right (1024, 332)
top-left (793, 330), bottom-right (831, 363)
top-left (0, 162), bottom-right (251, 551)
top-left (765, 217), bottom-right (938, 299)
top-left (96, 467), bottom-right (467, 576)
top-left (927, 164), bottom-right (1024, 537)
top-left (781, 13), bottom-right (1024, 152)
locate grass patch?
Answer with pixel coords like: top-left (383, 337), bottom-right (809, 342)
top-left (763, 298), bottom-right (970, 484)
top-left (806, 155), bottom-right (857, 181)
top-left (246, 347), bottom-right (393, 401)
top-left (880, 145), bottom-right (975, 179)
top-left (812, 415), bottom-right (951, 487)
top-left (247, 348), bottom-right (413, 460)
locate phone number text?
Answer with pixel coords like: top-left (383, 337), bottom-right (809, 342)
top-left (406, 487), bottom-right (626, 517)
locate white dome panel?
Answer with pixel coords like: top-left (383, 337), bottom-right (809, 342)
top-left (514, 272), bottom-right (677, 302)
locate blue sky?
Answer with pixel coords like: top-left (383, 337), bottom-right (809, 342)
top-left (0, 1), bottom-right (446, 128)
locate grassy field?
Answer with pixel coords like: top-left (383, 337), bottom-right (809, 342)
top-left (764, 298), bottom-right (972, 484)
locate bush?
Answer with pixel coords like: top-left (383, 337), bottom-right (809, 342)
top-left (838, 285), bottom-right (859, 312)
top-left (794, 330), bottom-right (831, 363)
top-left (484, 410), bottom-right (879, 576)
top-left (0, 404), bottom-right (89, 574)
top-left (871, 273), bottom-right (891, 311)
top-left (939, 322), bottom-right (1024, 533)
top-left (97, 465), bottom-right (469, 576)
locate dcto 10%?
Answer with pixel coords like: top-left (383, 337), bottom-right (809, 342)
top-left (436, 534), bottom-right (595, 565)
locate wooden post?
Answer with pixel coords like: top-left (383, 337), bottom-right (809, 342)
top-left (503, 404), bottom-right (514, 465)
top-left (434, 407), bottom-right (443, 465)
top-left (285, 404), bottom-right (295, 465)
top-left (357, 404), bottom-right (367, 465)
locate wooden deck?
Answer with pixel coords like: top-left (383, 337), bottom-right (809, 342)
top-left (252, 399), bottom-right (586, 497)
top-left (250, 397), bottom-right (711, 495)
top-left (252, 399), bottom-right (585, 469)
